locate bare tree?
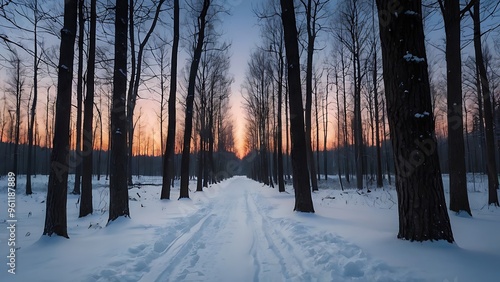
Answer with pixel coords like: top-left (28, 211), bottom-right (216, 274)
top-left (280, 0), bottom-right (314, 212)
top-left (71, 0), bottom-right (85, 195)
top-left (108, 0), bottom-right (130, 223)
top-left (336, 0), bottom-right (370, 189)
top-left (376, 0), bottom-right (453, 242)
top-left (243, 49), bottom-right (273, 186)
top-left (26, 0), bottom-right (43, 195)
top-left (437, 0), bottom-right (474, 216)
top-left (43, 0), bottom-right (77, 238)
top-left (470, 0), bottom-right (499, 206)
top-left (161, 0), bottom-right (179, 199)
top-left (80, 0), bottom-right (96, 217)
top-left (370, 0), bottom-right (383, 188)
top-left (0, 0), bottom-right (48, 194)
top-left (299, 0), bottom-right (329, 191)
top-left (179, 0), bottom-right (211, 199)
top-left (127, 0), bottom-right (166, 185)
top-left (255, 0), bottom-right (286, 191)
top-left (4, 48), bottom-right (25, 179)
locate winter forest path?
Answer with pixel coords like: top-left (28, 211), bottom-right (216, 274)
top-left (89, 176), bottom-right (418, 282)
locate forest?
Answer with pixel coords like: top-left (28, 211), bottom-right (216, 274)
top-left (1, 0), bottom-right (500, 243)
top-left (1, 0), bottom-right (500, 280)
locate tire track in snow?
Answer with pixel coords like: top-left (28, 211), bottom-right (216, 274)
top-left (244, 187), bottom-right (286, 282)
top-left (249, 183), bottom-right (424, 282)
top-left (160, 191), bottom-right (238, 282)
top-left (245, 187), bottom-right (312, 282)
top-left (85, 176), bottom-right (422, 282)
top-left (140, 210), bottom-right (217, 282)
top-left (84, 201), bottom-right (216, 282)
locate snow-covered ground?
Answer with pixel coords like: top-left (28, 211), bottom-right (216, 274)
top-left (0, 174), bottom-right (499, 281)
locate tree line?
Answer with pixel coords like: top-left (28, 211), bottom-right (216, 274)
top-left (1, 0), bottom-right (238, 237)
top-left (243, 0), bottom-right (500, 242)
top-left (1, 0), bottom-right (499, 242)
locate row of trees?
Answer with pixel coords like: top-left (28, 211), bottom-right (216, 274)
top-left (1, 0), bottom-right (238, 237)
top-left (1, 0), bottom-right (499, 242)
top-left (242, 0), bottom-right (499, 242)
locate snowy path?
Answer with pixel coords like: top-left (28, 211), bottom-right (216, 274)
top-left (2, 175), bottom-right (499, 281)
top-left (86, 176), bottom-right (416, 282)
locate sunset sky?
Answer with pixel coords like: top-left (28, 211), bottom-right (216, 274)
top-left (0, 0), bottom-right (266, 158)
top-left (2, 0), bottom-right (496, 159)
top-left (216, 0), bottom-right (262, 157)
top-left (135, 0), bottom-right (264, 158)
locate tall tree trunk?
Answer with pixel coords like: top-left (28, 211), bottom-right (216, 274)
top-left (471, 0), bottom-right (499, 206)
top-left (315, 74), bottom-right (321, 181)
top-left (439, 0), bottom-right (472, 216)
top-left (26, 0), bottom-right (39, 195)
top-left (323, 72), bottom-right (329, 181)
top-left (72, 0), bottom-right (85, 195)
top-left (106, 95), bottom-right (111, 180)
top-left (208, 83), bottom-right (216, 184)
top-left (280, 0), bottom-right (314, 212)
top-left (340, 43), bottom-right (350, 183)
top-left (97, 102), bottom-right (102, 181)
top-left (80, 0), bottom-right (96, 218)
top-left (277, 46), bottom-right (285, 192)
top-left (304, 0), bottom-right (318, 191)
top-left (127, 0), bottom-right (165, 186)
top-left (376, 0), bottom-right (454, 242)
top-left (161, 0), bottom-right (179, 199)
top-left (373, 45), bottom-right (383, 188)
top-left (382, 99), bottom-right (391, 185)
top-left (12, 58), bottom-right (21, 181)
top-left (197, 128), bottom-right (204, 192)
top-left (476, 66), bottom-right (486, 173)
top-left (354, 52), bottom-right (363, 190)
top-left (179, 0), bottom-right (210, 199)
top-left (335, 71), bottom-right (344, 191)
top-left (108, 0), bottom-right (129, 223)
top-left (285, 78), bottom-right (290, 180)
top-left (43, 0), bottom-right (77, 238)
top-left (127, 0), bottom-right (136, 186)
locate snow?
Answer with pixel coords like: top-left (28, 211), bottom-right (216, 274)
top-left (0, 174), bottom-right (499, 281)
top-left (403, 53), bottom-right (425, 63)
top-left (404, 11), bottom-right (419, 16)
top-left (414, 112), bottom-right (429, 118)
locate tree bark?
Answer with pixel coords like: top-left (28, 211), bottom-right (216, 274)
top-left (80, 0), bottom-right (96, 218)
top-left (72, 0), bottom-right (85, 195)
top-left (304, 0), bottom-right (319, 191)
top-left (323, 72), bottom-right (329, 181)
top-left (179, 0), bottom-right (210, 199)
top-left (277, 44), bottom-right (285, 192)
top-left (471, 0), bottom-right (499, 206)
top-left (373, 43), bottom-right (383, 188)
top-left (280, 0), bottom-right (314, 213)
top-left (26, 0), bottom-right (40, 195)
top-left (439, 0), bottom-right (472, 216)
top-left (161, 0), bottom-right (179, 200)
top-left (108, 0), bottom-right (130, 222)
top-left (43, 0), bottom-right (77, 238)
top-left (376, 0), bottom-right (454, 242)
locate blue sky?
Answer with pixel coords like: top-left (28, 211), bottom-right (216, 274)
top-left (222, 0), bottom-right (263, 152)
